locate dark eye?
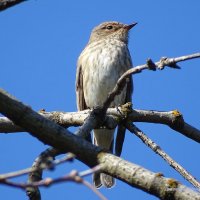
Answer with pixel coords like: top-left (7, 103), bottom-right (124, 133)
top-left (106, 25), bottom-right (113, 30)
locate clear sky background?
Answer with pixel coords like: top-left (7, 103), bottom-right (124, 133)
top-left (0, 0), bottom-right (200, 199)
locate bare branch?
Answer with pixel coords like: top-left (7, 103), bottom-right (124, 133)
top-left (0, 0), bottom-right (26, 11)
top-left (1, 53), bottom-right (199, 149)
top-left (79, 166), bottom-right (107, 200)
top-left (26, 148), bottom-right (73, 200)
top-left (1, 166), bottom-right (107, 200)
top-left (0, 111), bottom-right (85, 133)
top-left (126, 122), bottom-right (200, 189)
top-left (103, 53), bottom-right (200, 109)
top-left (109, 107), bottom-right (200, 143)
top-left (75, 106), bottom-right (106, 138)
top-left (0, 89), bottom-right (101, 166)
top-left (1, 106), bottom-right (200, 144)
top-left (0, 109), bottom-right (116, 133)
top-left (81, 180), bottom-right (108, 200)
top-left (98, 152), bottom-right (200, 200)
top-left (0, 149), bottom-right (74, 181)
top-left (0, 89), bottom-right (200, 199)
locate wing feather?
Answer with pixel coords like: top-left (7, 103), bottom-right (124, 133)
top-left (115, 76), bottom-right (133, 156)
top-left (76, 64), bottom-right (87, 111)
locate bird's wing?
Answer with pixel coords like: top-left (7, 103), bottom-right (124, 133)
top-left (115, 76), bottom-right (133, 156)
top-left (76, 63), bottom-right (92, 143)
top-left (76, 64), bottom-right (87, 111)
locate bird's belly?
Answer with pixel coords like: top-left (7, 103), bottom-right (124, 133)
top-left (83, 55), bottom-right (127, 108)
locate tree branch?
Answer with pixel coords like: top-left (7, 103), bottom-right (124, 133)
top-left (1, 166), bottom-right (107, 200)
top-left (0, 0), bottom-right (26, 11)
top-left (0, 151), bottom-right (74, 181)
top-left (111, 107), bottom-right (200, 143)
top-left (0, 89), bottom-right (200, 199)
top-left (1, 107), bottom-right (199, 144)
top-left (26, 148), bottom-right (65, 200)
top-left (0, 89), bottom-right (101, 167)
top-left (0, 53), bottom-right (200, 199)
top-left (102, 53), bottom-right (200, 109)
top-left (126, 122), bottom-right (200, 189)
top-left (98, 152), bottom-right (200, 200)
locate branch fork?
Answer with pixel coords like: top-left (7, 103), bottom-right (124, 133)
top-left (0, 53), bottom-right (200, 200)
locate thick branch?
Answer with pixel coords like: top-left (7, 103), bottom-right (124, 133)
top-left (1, 107), bottom-right (199, 144)
top-left (98, 153), bottom-right (200, 200)
top-left (0, 89), bottom-right (200, 199)
top-left (0, 109), bottom-right (116, 133)
top-left (0, 89), bottom-right (101, 167)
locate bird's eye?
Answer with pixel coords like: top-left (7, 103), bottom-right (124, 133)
top-left (106, 25), bottom-right (113, 30)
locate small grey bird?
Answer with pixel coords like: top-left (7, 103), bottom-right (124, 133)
top-left (76, 21), bottom-right (136, 188)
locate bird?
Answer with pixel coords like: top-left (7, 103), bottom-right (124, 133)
top-left (76, 21), bottom-right (136, 188)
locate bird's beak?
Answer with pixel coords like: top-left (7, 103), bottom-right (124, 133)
top-left (124, 22), bottom-right (138, 30)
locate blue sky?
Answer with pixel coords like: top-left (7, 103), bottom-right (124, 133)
top-left (0, 0), bottom-right (200, 199)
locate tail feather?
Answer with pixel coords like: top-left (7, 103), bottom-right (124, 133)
top-left (93, 129), bottom-right (115, 188)
top-left (93, 172), bottom-right (102, 188)
top-left (115, 125), bottom-right (126, 156)
top-left (100, 173), bottom-right (115, 188)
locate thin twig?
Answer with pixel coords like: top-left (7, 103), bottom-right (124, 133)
top-left (126, 122), bottom-right (200, 189)
top-left (103, 53), bottom-right (200, 109)
top-left (26, 148), bottom-right (66, 200)
top-left (0, 166), bottom-right (99, 188)
top-left (79, 165), bottom-right (107, 200)
top-left (0, 166), bottom-right (106, 200)
top-left (0, 152), bottom-right (74, 180)
top-left (82, 180), bottom-right (107, 200)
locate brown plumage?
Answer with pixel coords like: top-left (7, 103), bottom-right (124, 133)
top-left (76, 21), bottom-right (136, 188)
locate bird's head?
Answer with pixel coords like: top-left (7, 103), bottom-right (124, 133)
top-left (89, 21), bottom-right (137, 44)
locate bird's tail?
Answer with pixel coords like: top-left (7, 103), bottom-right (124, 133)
top-left (93, 129), bottom-right (115, 188)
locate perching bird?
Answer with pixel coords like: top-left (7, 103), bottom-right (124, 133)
top-left (76, 21), bottom-right (136, 188)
